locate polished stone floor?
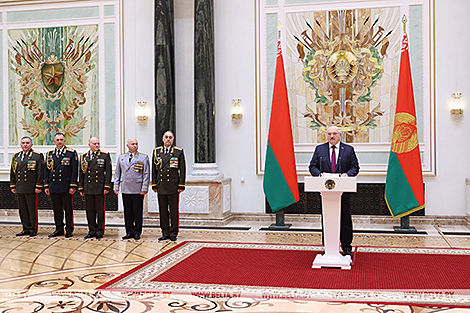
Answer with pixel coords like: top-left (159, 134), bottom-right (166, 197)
top-left (0, 216), bottom-right (469, 312)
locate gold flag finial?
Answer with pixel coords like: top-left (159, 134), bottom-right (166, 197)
top-left (277, 21), bottom-right (282, 39)
top-left (402, 15), bottom-right (407, 32)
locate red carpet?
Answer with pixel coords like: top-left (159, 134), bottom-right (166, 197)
top-left (99, 242), bottom-right (470, 307)
top-left (152, 247), bottom-right (468, 290)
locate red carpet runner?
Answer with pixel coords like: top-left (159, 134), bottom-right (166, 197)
top-left (99, 242), bottom-right (470, 307)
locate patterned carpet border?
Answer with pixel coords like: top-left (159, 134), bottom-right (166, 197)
top-left (98, 241), bottom-right (470, 307)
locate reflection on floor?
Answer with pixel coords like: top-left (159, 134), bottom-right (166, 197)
top-left (0, 220), bottom-right (470, 312)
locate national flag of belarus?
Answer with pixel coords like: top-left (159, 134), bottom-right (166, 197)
top-left (263, 39), bottom-right (300, 212)
top-left (385, 32), bottom-right (425, 218)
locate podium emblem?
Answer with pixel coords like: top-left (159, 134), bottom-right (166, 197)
top-left (324, 179), bottom-right (336, 190)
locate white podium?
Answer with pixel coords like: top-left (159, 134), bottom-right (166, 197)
top-left (304, 176), bottom-right (357, 270)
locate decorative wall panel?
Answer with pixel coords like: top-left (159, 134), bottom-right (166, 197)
top-left (0, 1), bottom-right (122, 172)
top-left (256, 0), bottom-right (435, 175)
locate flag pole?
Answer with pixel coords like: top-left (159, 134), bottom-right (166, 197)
top-left (392, 15), bottom-right (418, 233)
top-left (268, 21), bottom-right (292, 229)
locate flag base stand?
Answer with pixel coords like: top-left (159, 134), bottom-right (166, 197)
top-left (268, 224), bottom-right (292, 229)
top-left (393, 226), bottom-right (417, 233)
top-left (268, 210), bottom-right (291, 229)
top-left (393, 216), bottom-right (417, 233)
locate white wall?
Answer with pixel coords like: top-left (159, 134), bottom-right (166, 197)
top-left (213, 0), bottom-right (261, 213)
top-left (124, 0), bottom-right (470, 216)
top-left (424, 0), bottom-right (470, 216)
top-left (174, 0), bottom-right (195, 174)
top-left (122, 0), bottom-right (156, 157)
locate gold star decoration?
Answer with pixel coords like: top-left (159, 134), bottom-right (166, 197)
top-left (43, 66), bottom-right (63, 86)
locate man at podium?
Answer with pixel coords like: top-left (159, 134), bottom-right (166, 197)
top-left (309, 126), bottom-right (360, 256)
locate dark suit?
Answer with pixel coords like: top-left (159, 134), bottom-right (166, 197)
top-left (44, 147), bottom-right (78, 233)
top-left (10, 150), bottom-right (44, 234)
top-left (152, 146), bottom-right (186, 237)
top-left (78, 150), bottom-right (112, 236)
top-left (309, 142), bottom-right (359, 251)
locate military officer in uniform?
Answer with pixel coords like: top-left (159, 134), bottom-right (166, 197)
top-left (114, 138), bottom-right (150, 240)
top-left (44, 133), bottom-right (79, 238)
top-left (10, 136), bottom-right (44, 237)
top-left (79, 137), bottom-right (112, 239)
top-left (152, 131), bottom-right (186, 242)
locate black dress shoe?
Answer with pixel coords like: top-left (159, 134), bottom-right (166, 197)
top-left (170, 236), bottom-right (177, 242)
top-left (16, 230), bottom-right (30, 236)
top-left (158, 235), bottom-right (170, 241)
top-left (84, 234), bottom-right (95, 239)
top-left (343, 248), bottom-right (353, 257)
top-left (134, 234), bottom-right (141, 240)
top-left (122, 234), bottom-right (134, 240)
top-left (65, 231), bottom-right (73, 238)
top-left (48, 230), bottom-right (64, 237)
top-left (96, 234), bottom-right (103, 239)
top-left (29, 231), bottom-right (37, 237)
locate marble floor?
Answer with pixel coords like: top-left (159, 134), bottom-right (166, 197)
top-left (0, 215), bottom-right (470, 312)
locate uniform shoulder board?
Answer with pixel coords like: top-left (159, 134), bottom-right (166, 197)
top-left (139, 152), bottom-right (147, 156)
top-left (32, 151), bottom-right (41, 155)
top-left (14, 152), bottom-right (20, 157)
top-left (66, 148), bottom-right (76, 153)
top-left (155, 146), bottom-right (163, 151)
top-left (100, 150), bottom-right (109, 154)
top-left (47, 149), bottom-right (55, 155)
top-left (174, 146), bottom-right (182, 151)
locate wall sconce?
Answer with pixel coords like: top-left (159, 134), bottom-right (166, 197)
top-left (231, 98), bottom-right (243, 120)
top-left (137, 101), bottom-right (149, 122)
top-left (451, 92), bottom-right (463, 115)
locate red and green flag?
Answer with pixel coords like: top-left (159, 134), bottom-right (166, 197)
top-left (385, 31), bottom-right (425, 218)
top-left (263, 39), bottom-right (300, 212)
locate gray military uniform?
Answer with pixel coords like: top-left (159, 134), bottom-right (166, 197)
top-left (114, 151), bottom-right (150, 237)
top-left (114, 151), bottom-right (150, 194)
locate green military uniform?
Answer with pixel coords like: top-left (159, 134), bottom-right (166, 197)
top-left (10, 150), bottom-right (44, 235)
top-left (78, 150), bottom-right (112, 237)
top-left (151, 145), bottom-right (186, 238)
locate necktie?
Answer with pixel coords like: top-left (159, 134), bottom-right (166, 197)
top-left (57, 149), bottom-right (61, 158)
top-left (21, 152), bottom-right (25, 161)
top-left (91, 152), bottom-right (96, 160)
top-left (331, 145), bottom-right (336, 173)
top-left (129, 154), bottom-right (133, 162)
top-left (165, 147), bottom-right (169, 154)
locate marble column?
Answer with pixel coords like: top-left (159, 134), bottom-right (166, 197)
top-left (154, 0), bottom-right (175, 144)
top-left (194, 0), bottom-right (216, 170)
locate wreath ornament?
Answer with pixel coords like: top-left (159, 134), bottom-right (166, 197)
top-left (14, 37), bottom-right (92, 137)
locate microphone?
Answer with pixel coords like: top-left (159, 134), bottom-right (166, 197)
top-left (338, 156), bottom-right (342, 174)
top-left (319, 156), bottom-right (323, 175)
